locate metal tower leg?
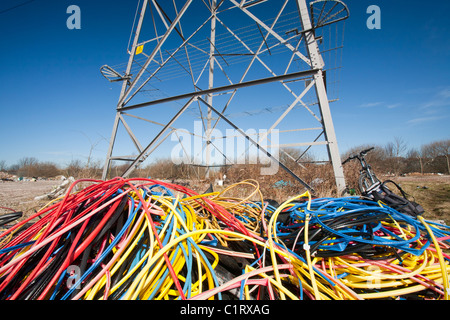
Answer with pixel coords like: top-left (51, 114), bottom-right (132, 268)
top-left (102, 112), bottom-right (121, 180)
top-left (205, 0), bottom-right (217, 178)
top-left (101, 0), bottom-right (193, 180)
top-left (296, 0), bottom-right (346, 193)
top-left (102, 0), bottom-right (149, 180)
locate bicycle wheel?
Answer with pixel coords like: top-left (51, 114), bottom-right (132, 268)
top-left (358, 172), bottom-right (380, 194)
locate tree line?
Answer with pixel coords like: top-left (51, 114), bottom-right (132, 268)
top-left (0, 138), bottom-right (448, 180)
top-left (342, 137), bottom-right (449, 176)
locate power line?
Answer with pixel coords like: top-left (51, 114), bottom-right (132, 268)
top-left (0, 0), bottom-right (36, 15)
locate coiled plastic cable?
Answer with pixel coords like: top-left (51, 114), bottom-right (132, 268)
top-left (0, 177), bottom-right (448, 300)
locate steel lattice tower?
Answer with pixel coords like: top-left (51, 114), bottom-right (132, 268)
top-left (101, 0), bottom-right (349, 193)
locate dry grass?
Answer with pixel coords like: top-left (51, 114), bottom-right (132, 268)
top-left (387, 175), bottom-right (450, 225)
top-left (220, 162), bottom-right (338, 201)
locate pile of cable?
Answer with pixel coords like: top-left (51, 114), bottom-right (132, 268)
top-left (271, 196), bottom-right (450, 300)
top-left (0, 177), bottom-right (448, 300)
top-left (0, 178), bottom-right (264, 300)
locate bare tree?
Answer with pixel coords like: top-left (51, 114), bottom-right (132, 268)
top-left (17, 157), bottom-right (40, 177)
top-left (435, 139), bottom-right (450, 174)
top-left (384, 137), bottom-right (408, 175)
top-left (425, 139), bottom-right (450, 174)
top-left (0, 160), bottom-right (7, 172)
top-left (18, 157), bottom-right (39, 167)
top-left (406, 147), bottom-right (426, 174)
top-left (384, 137), bottom-right (407, 157)
top-left (64, 159), bottom-right (84, 178)
top-left (15, 157), bottom-right (60, 178)
top-left (394, 136), bottom-right (408, 157)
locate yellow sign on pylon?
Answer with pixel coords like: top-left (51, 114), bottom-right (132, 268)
top-left (135, 45), bottom-right (144, 55)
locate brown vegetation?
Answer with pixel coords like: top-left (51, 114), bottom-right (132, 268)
top-left (2, 138), bottom-right (448, 181)
top-left (1, 138), bottom-right (449, 224)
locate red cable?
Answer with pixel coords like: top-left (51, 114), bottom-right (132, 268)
top-left (0, 179), bottom-right (126, 297)
top-left (8, 179), bottom-right (98, 299)
top-left (36, 186), bottom-right (130, 299)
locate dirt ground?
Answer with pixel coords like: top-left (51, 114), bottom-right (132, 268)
top-left (0, 180), bottom-right (58, 218)
top-left (389, 175), bottom-right (450, 225)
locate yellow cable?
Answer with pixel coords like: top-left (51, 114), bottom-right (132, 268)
top-left (266, 192), bottom-right (309, 299)
top-left (303, 212), bottom-right (321, 300)
top-left (418, 215), bottom-right (449, 300)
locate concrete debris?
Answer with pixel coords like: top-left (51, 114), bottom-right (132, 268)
top-left (34, 176), bottom-right (76, 201)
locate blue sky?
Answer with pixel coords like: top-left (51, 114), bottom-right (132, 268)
top-left (335, 0), bottom-right (450, 153)
top-left (0, 0), bottom-right (449, 168)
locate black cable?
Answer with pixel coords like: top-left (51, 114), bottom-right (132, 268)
top-left (19, 236), bottom-right (72, 300)
top-left (0, 212), bottom-right (23, 227)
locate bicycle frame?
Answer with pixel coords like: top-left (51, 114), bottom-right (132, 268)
top-left (356, 154), bottom-right (378, 185)
top-left (342, 147), bottom-right (380, 194)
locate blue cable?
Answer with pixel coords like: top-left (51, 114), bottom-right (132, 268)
top-left (0, 241), bottom-right (36, 254)
top-left (278, 196), bottom-right (433, 256)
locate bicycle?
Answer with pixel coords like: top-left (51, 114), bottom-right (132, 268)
top-left (342, 147), bottom-right (381, 195)
top-left (341, 147), bottom-right (424, 216)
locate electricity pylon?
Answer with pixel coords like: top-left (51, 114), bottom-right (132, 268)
top-left (101, 0), bottom-right (349, 193)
